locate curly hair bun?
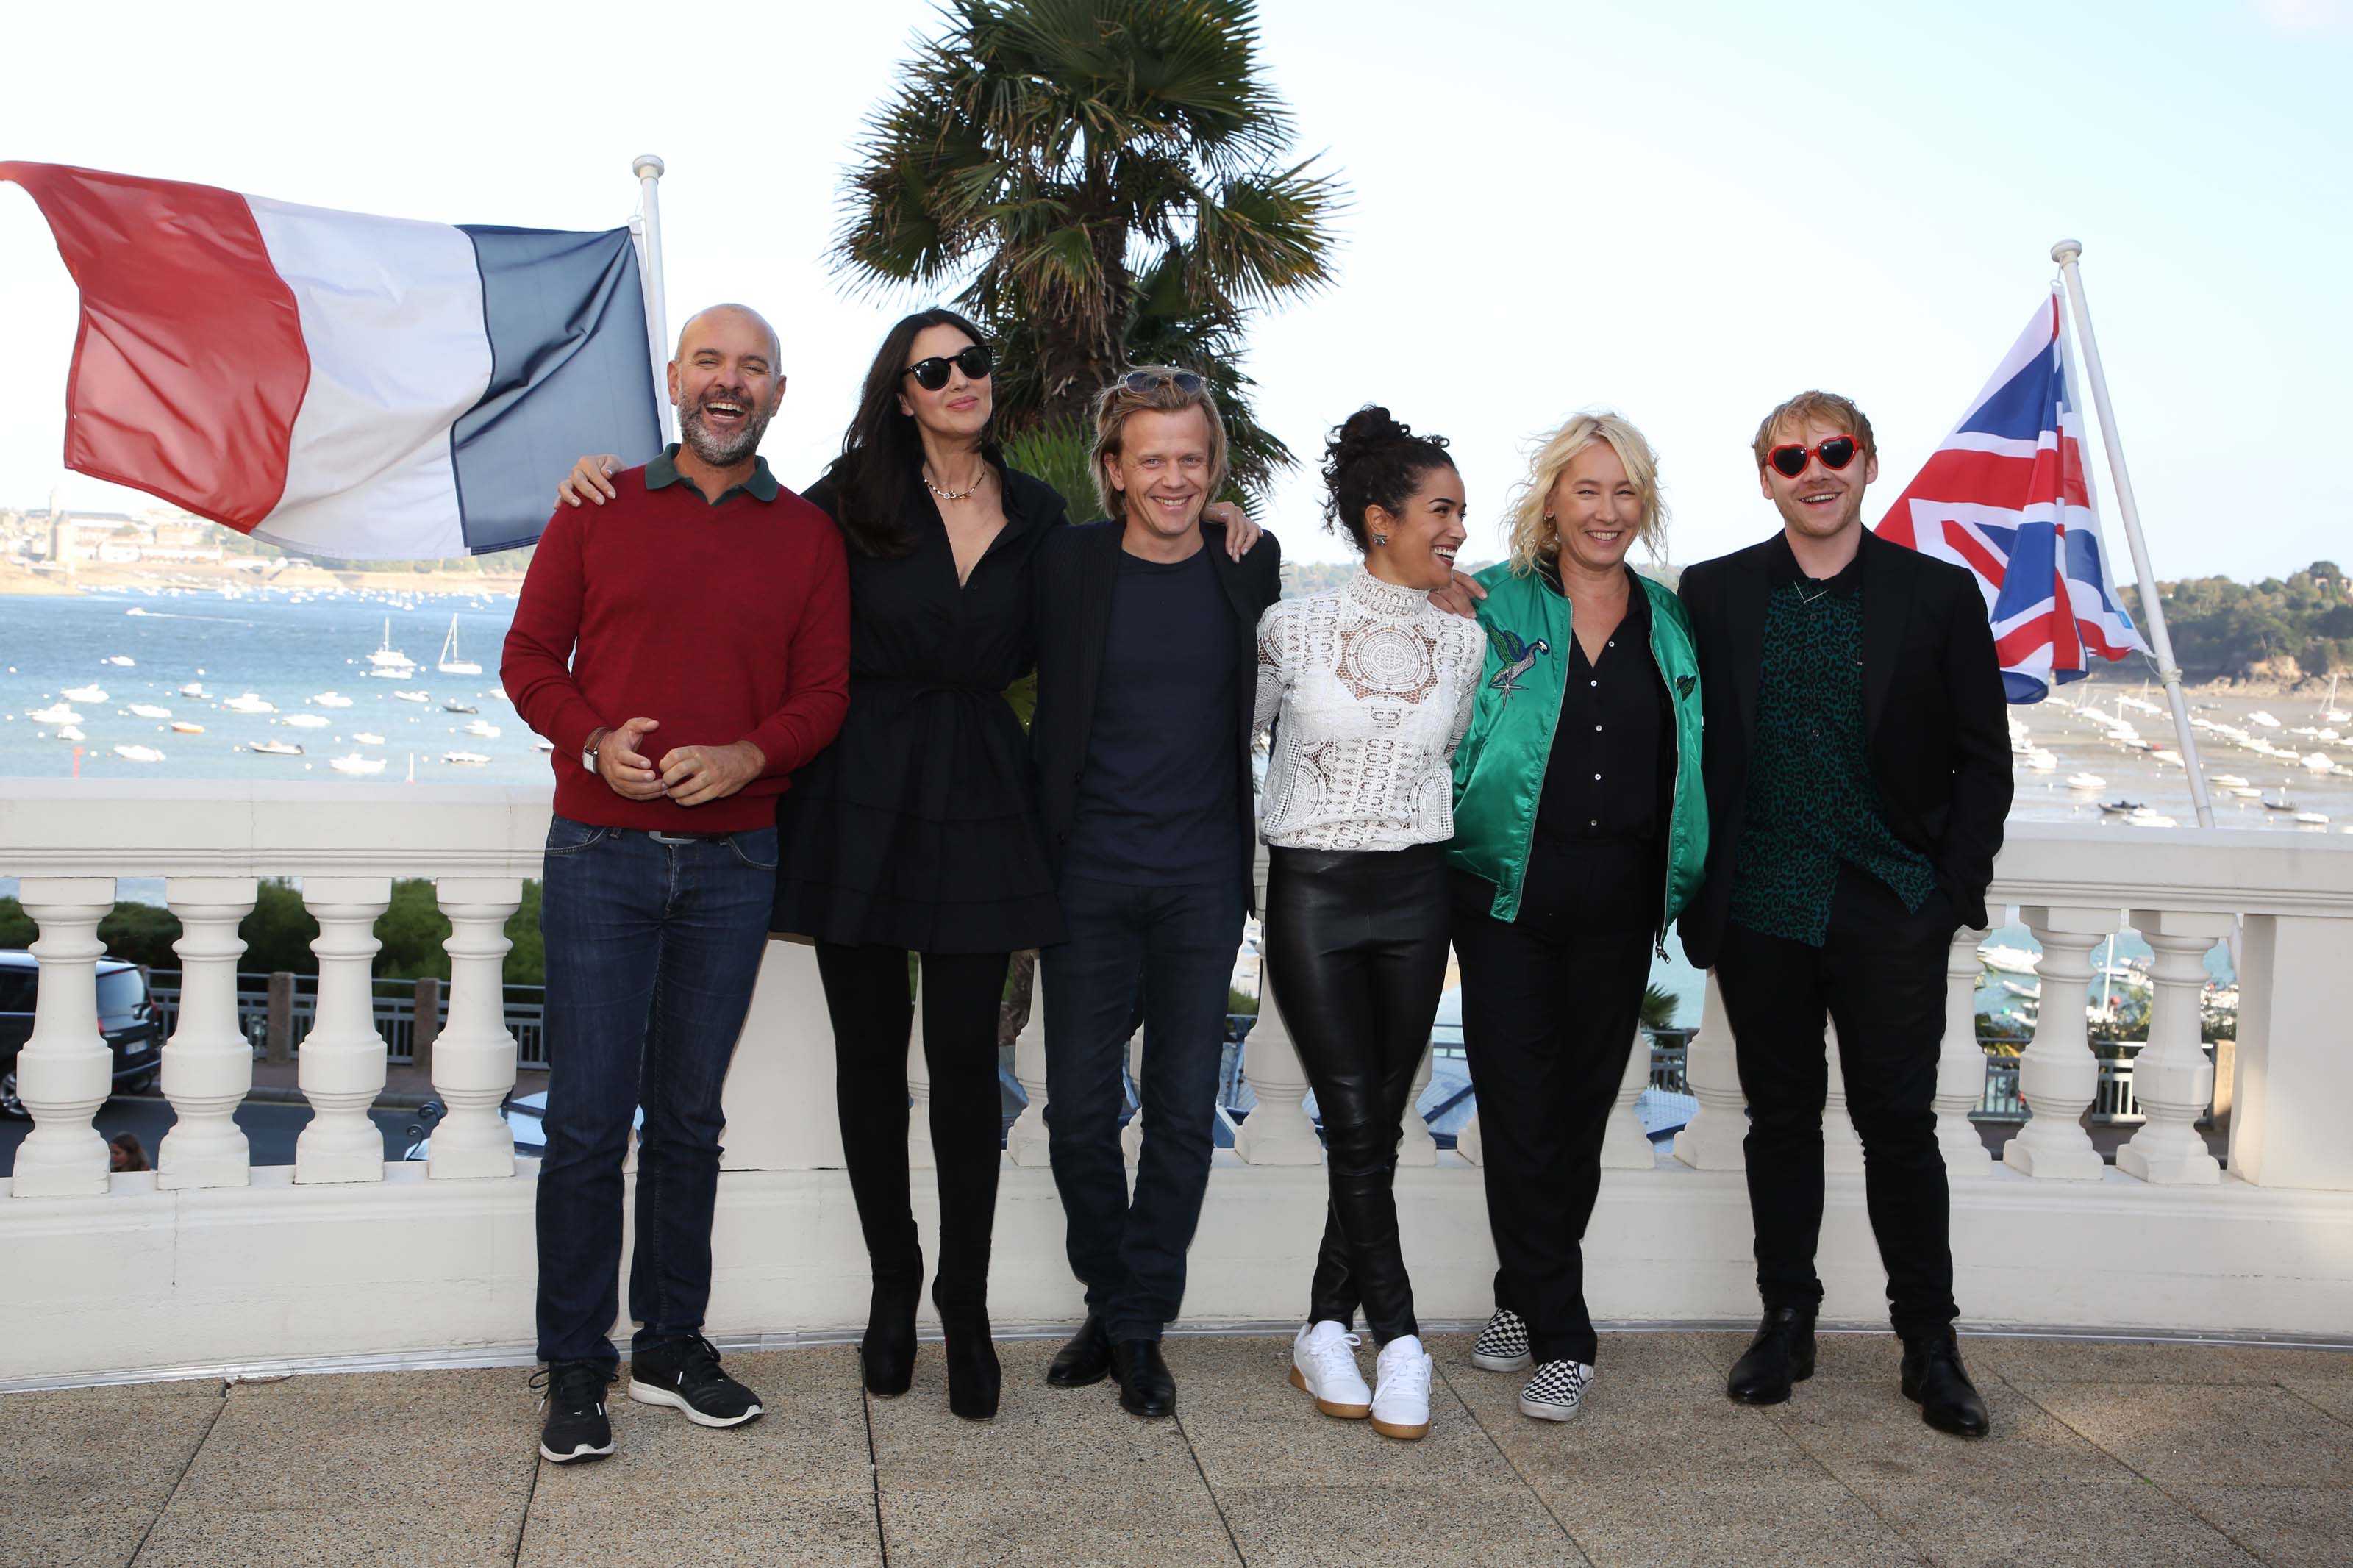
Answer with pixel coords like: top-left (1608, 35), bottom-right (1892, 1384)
top-left (1321, 405), bottom-right (1454, 552)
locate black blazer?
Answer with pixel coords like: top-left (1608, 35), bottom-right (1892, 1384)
top-left (1030, 518), bottom-right (1282, 909)
top-left (1675, 526), bottom-right (2013, 968)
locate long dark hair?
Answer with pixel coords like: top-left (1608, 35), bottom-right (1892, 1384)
top-left (1321, 406), bottom-right (1454, 554)
top-left (823, 307), bottom-right (1000, 557)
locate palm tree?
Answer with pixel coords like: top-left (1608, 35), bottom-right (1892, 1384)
top-left (835, 0), bottom-right (1346, 497)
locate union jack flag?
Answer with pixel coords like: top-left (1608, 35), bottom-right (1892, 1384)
top-left (1877, 289), bottom-right (2143, 702)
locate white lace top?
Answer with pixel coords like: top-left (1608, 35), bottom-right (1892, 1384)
top-left (1253, 569), bottom-right (1488, 851)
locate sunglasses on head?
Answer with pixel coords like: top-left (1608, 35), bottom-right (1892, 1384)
top-left (903, 344), bottom-right (993, 392)
top-left (1123, 369), bottom-right (1204, 395)
top-left (1766, 436), bottom-right (1861, 479)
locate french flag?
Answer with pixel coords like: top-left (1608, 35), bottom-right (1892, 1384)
top-left (1876, 289), bottom-right (2145, 703)
top-left (3, 161), bottom-right (663, 559)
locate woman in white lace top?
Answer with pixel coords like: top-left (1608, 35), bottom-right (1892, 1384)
top-left (1252, 407), bottom-right (1486, 1442)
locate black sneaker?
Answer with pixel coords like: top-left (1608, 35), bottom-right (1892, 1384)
top-left (533, 1361), bottom-right (616, 1463)
top-left (628, 1333), bottom-right (765, 1428)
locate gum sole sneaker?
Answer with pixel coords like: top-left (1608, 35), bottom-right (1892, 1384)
top-left (1290, 1320), bottom-right (1371, 1418)
top-left (1518, 1359), bottom-right (1595, 1423)
top-left (1370, 1336), bottom-right (1434, 1441)
top-left (1471, 1307), bottom-right (1532, 1373)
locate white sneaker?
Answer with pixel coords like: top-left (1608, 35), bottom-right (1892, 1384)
top-left (1471, 1307), bottom-right (1532, 1372)
top-left (1288, 1320), bottom-right (1371, 1418)
top-left (1519, 1358), bottom-right (1595, 1422)
top-left (1370, 1334), bottom-right (1434, 1440)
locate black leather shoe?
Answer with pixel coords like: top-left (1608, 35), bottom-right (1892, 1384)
top-left (1110, 1338), bottom-right (1176, 1419)
top-left (1727, 1307), bottom-right (1817, 1405)
top-left (934, 1282), bottom-right (1001, 1422)
top-left (1902, 1333), bottom-right (1992, 1438)
top-left (1046, 1314), bottom-right (1114, 1388)
top-left (859, 1271), bottom-right (921, 1398)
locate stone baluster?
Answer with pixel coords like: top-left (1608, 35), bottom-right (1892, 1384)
top-left (1672, 970), bottom-right (1746, 1170)
top-left (1232, 858), bottom-right (1322, 1166)
top-left (1821, 1020), bottom-right (1866, 1175)
top-left (1455, 1109), bottom-right (1485, 1164)
top-left (292, 878), bottom-right (392, 1184)
top-left (1121, 1028), bottom-right (1146, 1167)
top-left (7, 878), bottom-right (115, 1197)
top-left (1598, 1025), bottom-right (1657, 1169)
top-left (2002, 907), bottom-right (2110, 1180)
top-left (427, 878), bottom-right (521, 1180)
top-left (157, 877), bottom-right (259, 1189)
top-left (1396, 1039), bottom-right (1438, 1167)
top-left (1005, 973), bottom-right (1051, 1167)
top-left (906, 968), bottom-right (934, 1171)
top-left (2117, 908), bottom-right (2232, 1184)
top-left (1934, 925), bottom-right (1996, 1175)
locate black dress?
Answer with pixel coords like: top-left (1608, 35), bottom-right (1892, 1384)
top-left (770, 461), bottom-right (1068, 953)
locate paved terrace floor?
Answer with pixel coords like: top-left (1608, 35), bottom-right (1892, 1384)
top-left (12, 1330), bottom-right (2352, 1568)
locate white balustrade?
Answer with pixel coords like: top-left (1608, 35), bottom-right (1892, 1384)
top-left (2117, 908), bottom-right (2232, 1185)
top-left (1004, 973), bottom-right (1051, 1167)
top-left (1455, 1109), bottom-right (1485, 1164)
top-left (1396, 1040), bottom-right (1438, 1167)
top-left (906, 970), bottom-right (934, 1171)
top-left (292, 877), bottom-right (393, 1184)
top-left (1121, 1027), bottom-right (1146, 1168)
top-left (1672, 971), bottom-right (1747, 1171)
top-left (1821, 1020), bottom-right (1865, 1175)
top-left (1934, 926), bottom-right (1995, 1175)
top-left (1597, 1025), bottom-right (1656, 1170)
top-left (2002, 906), bottom-right (2110, 1181)
top-left (8, 877), bottom-right (116, 1197)
top-left (1232, 953), bottom-right (1323, 1167)
top-left (426, 878), bottom-right (522, 1180)
top-left (156, 877), bottom-right (259, 1189)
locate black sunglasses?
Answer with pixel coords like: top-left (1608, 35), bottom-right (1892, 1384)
top-left (904, 344), bottom-right (993, 391)
top-left (1766, 435), bottom-right (1860, 479)
top-left (1123, 369), bottom-right (1204, 395)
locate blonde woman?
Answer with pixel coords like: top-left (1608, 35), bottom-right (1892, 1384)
top-left (1446, 412), bottom-right (1707, 1422)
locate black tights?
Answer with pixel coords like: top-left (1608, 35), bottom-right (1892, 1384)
top-left (815, 942), bottom-right (1010, 1311)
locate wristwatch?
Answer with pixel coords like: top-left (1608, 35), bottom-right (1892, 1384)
top-left (582, 728), bottom-right (606, 775)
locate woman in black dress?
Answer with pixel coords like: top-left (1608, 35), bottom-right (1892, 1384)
top-left (558, 309), bottom-right (1256, 1422)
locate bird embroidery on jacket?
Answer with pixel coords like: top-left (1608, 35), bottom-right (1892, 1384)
top-left (1486, 628), bottom-right (1552, 704)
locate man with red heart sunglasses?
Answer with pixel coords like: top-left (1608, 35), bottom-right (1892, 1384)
top-left (1674, 389), bottom-right (2012, 1439)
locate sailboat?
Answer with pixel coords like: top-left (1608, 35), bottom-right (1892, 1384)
top-left (367, 618), bottom-right (415, 676)
top-left (436, 615), bottom-right (482, 676)
top-left (2321, 674), bottom-right (2349, 726)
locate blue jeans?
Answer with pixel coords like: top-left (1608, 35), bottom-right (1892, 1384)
top-left (535, 815), bottom-right (776, 1366)
top-left (1040, 874), bottom-right (1245, 1342)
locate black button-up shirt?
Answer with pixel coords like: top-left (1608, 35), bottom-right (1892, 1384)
top-left (1535, 564), bottom-right (1661, 848)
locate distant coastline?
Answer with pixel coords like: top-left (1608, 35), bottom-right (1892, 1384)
top-left (0, 560), bottom-right (524, 601)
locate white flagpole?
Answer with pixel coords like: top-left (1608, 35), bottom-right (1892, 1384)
top-left (2051, 239), bottom-right (2217, 831)
top-left (633, 154), bottom-right (676, 446)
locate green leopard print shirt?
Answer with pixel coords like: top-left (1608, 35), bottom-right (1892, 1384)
top-left (1727, 572), bottom-right (1938, 947)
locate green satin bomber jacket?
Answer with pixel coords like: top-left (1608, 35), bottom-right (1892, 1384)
top-left (1447, 561), bottom-right (1708, 942)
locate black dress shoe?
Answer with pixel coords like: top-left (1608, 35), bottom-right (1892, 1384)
top-left (1902, 1333), bottom-right (1992, 1438)
top-left (1110, 1338), bottom-right (1176, 1419)
top-left (859, 1272), bottom-right (921, 1398)
top-left (934, 1281), bottom-right (1001, 1422)
top-left (1046, 1314), bottom-right (1114, 1388)
top-left (1727, 1307), bottom-right (1817, 1405)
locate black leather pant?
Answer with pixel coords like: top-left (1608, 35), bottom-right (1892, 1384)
top-left (1263, 843), bottom-right (1451, 1345)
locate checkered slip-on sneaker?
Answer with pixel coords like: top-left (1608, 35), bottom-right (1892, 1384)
top-left (1471, 1308), bottom-right (1532, 1373)
top-left (1518, 1358), bottom-right (1596, 1422)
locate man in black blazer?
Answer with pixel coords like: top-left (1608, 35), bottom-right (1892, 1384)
top-left (1028, 368), bottom-right (1281, 1420)
top-left (1678, 390), bottom-right (2010, 1439)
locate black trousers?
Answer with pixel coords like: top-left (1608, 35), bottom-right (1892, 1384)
top-left (815, 942), bottom-right (1010, 1311)
top-left (1711, 864), bottom-right (1960, 1339)
top-left (1452, 868), bottom-right (1654, 1367)
top-left (1264, 844), bottom-right (1451, 1345)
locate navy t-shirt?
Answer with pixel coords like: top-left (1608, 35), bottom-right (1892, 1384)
top-left (1064, 545), bottom-right (1240, 884)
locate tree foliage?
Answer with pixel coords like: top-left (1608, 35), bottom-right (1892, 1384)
top-left (2124, 562), bottom-right (2353, 682)
top-left (835, 0), bottom-right (1346, 497)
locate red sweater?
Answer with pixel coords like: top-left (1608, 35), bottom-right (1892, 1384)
top-left (501, 464), bottom-right (851, 833)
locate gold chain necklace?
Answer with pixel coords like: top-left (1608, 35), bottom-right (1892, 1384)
top-left (922, 466), bottom-right (985, 503)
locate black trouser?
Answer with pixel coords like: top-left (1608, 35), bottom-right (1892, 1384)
top-left (1452, 866), bottom-right (1654, 1368)
top-left (815, 942), bottom-right (1010, 1313)
top-left (1265, 844), bottom-right (1450, 1345)
top-left (1711, 864), bottom-right (1960, 1339)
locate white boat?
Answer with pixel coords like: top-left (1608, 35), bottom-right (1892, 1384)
top-left (2249, 710), bottom-right (2282, 728)
top-left (281, 713), bottom-right (330, 729)
top-left (29, 703), bottom-right (81, 726)
top-left (441, 750), bottom-right (491, 766)
top-left (2127, 809), bottom-right (2179, 828)
top-left (127, 703), bottom-right (172, 719)
top-left (2228, 785), bottom-right (2264, 798)
top-left (1977, 943), bottom-right (2040, 975)
top-left (62, 684), bottom-right (108, 703)
top-left (2024, 749), bottom-right (2057, 771)
top-left (393, 690), bottom-right (430, 704)
top-left (250, 740), bottom-right (304, 757)
top-left (221, 692), bottom-right (276, 714)
top-left (462, 720), bottom-right (501, 740)
top-left (436, 615), bottom-right (482, 676)
top-left (2300, 752), bottom-right (2336, 772)
top-left (367, 618), bottom-right (415, 671)
top-left (104, 655), bottom-right (136, 667)
top-left (2213, 773), bottom-right (2250, 787)
top-left (112, 744), bottom-right (165, 763)
top-left (329, 753), bottom-right (386, 776)
top-left (533, 738), bottom-right (554, 752)
top-left (2296, 811), bottom-right (2331, 826)
top-left (443, 699), bottom-right (479, 715)
top-left (171, 721), bottom-right (205, 734)
top-left (311, 691), bottom-right (354, 708)
top-left (2064, 773), bottom-right (2105, 790)
top-left (354, 731), bottom-right (386, 745)
top-left (178, 682), bottom-right (207, 698)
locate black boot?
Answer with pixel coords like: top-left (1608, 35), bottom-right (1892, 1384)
top-left (1110, 1338), bottom-right (1177, 1419)
top-left (933, 1280), bottom-right (1001, 1422)
top-left (1902, 1332), bottom-right (1992, 1438)
top-left (1047, 1314), bottom-right (1114, 1388)
top-left (1727, 1307), bottom-right (1817, 1405)
top-left (859, 1264), bottom-right (921, 1398)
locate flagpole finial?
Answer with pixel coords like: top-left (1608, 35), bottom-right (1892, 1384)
top-left (632, 154), bottom-right (666, 180)
top-left (2051, 238), bottom-right (2083, 264)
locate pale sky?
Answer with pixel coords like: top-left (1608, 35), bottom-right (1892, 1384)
top-left (1, 0), bottom-right (2346, 576)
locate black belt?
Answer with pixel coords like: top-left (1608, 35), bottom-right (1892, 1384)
top-left (623, 828), bottom-right (735, 844)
